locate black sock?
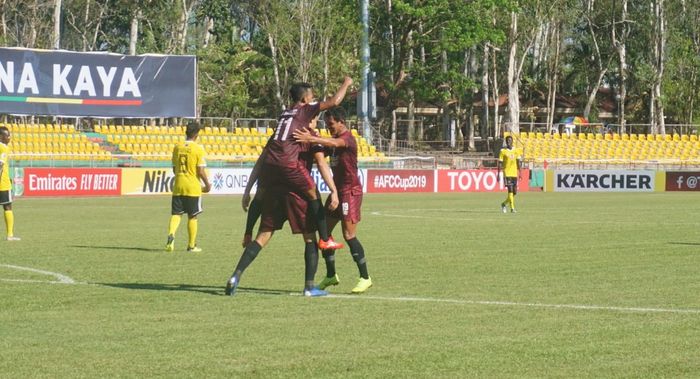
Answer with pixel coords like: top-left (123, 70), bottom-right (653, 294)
top-left (309, 199), bottom-right (329, 241)
top-left (322, 249), bottom-right (336, 277)
top-left (304, 241), bottom-right (318, 290)
top-left (347, 238), bottom-right (369, 279)
top-left (234, 241), bottom-right (262, 278)
top-left (245, 198), bottom-right (262, 235)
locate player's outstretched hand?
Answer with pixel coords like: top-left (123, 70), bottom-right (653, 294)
top-left (241, 193), bottom-right (251, 212)
top-left (327, 191), bottom-right (339, 211)
top-left (343, 76), bottom-right (353, 87)
top-left (293, 127), bottom-right (313, 143)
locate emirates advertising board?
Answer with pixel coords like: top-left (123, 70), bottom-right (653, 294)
top-left (23, 168), bottom-right (121, 197)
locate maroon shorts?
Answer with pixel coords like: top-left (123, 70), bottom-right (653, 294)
top-left (259, 163), bottom-right (315, 195)
top-left (326, 189), bottom-right (362, 224)
top-left (285, 191), bottom-right (315, 235)
top-left (259, 187), bottom-right (316, 235)
top-left (258, 187), bottom-right (287, 233)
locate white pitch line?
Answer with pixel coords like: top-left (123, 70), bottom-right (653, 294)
top-left (0, 264), bottom-right (77, 284)
top-left (2, 263), bottom-right (697, 315)
top-left (325, 294), bottom-right (700, 315)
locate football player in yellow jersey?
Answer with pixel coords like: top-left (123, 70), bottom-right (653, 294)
top-left (165, 121), bottom-right (211, 252)
top-left (0, 127), bottom-right (19, 241)
top-left (496, 135), bottom-right (522, 213)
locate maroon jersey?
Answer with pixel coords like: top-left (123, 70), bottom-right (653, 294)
top-left (265, 102), bottom-right (321, 168)
top-left (298, 129), bottom-right (324, 172)
top-left (327, 130), bottom-right (361, 192)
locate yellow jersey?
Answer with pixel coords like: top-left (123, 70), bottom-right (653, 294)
top-left (0, 143), bottom-right (10, 191)
top-left (172, 140), bottom-right (207, 196)
top-left (499, 147), bottom-right (522, 178)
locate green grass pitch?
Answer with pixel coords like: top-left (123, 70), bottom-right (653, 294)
top-left (1, 192), bottom-right (700, 378)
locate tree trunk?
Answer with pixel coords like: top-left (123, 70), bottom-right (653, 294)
top-left (441, 49), bottom-right (451, 141)
top-left (613, 0), bottom-right (629, 133)
top-left (390, 108), bottom-right (397, 149)
top-left (203, 17), bottom-right (213, 47)
top-left (322, 36), bottom-right (330, 96)
top-left (506, 12), bottom-right (520, 134)
top-left (467, 105), bottom-right (475, 151)
top-left (583, 0), bottom-right (610, 120)
top-left (651, 0), bottom-right (666, 134)
top-left (492, 43), bottom-right (500, 139)
top-left (480, 44), bottom-right (489, 141)
top-left (129, 8), bottom-right (140, 55)
top-left (29, 0), bottom-right (38, 47)
top-left (407, 30), bottom-right (415, 142)
top-left (53, 0), bottom-right (61, 49)
top-left (178, 0), bottom-right (189, 53)
top-left (298, 0), bottom-right (313, 82)
top-left (656, 0), bottom-right (666, 134)
top-left (546, 23), bottom-right (561, 131)
top-left (268, 34), bottom-right (284, 111)
top-left (82, 0), bottom-right (91, 51)
top-left (583, 68), bottom-right (607, 119)
top-left (0, 0), bottom-right (6, 43)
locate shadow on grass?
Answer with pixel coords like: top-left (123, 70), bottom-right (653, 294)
top-left (668, 242), bottom-right (700, 246)
top-left (97, 282), bottom-right (297, 296)
top-left (70, 245), bottom-right (162, 253)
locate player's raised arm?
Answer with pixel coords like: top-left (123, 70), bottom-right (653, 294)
top-left (318, 76), bottom-right (353, 111)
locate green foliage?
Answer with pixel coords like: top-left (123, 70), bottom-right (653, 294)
top-left (197, 42), bottom-right (273, 118)
top-left (3, 0), bottom-right (700, 128)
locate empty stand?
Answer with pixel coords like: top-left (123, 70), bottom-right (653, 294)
top-left (505, 132), bottom-right (700, 164)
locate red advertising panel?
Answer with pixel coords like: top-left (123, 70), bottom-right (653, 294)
top-left (366, 170), bottom-right (434, 193)
top-left (666, 172), bottom-right (700, 191)
top-left (437, 169), bottom-right (530, 193)
top-left (24, 168), bottom-right (122, 197)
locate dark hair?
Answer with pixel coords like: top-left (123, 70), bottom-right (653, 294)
top-left (0, 126), bottom-right (8, 135)
top-left (324, 107), bottom-right (346, 124)
top-left (186, 120), bottom-right (202, 139)
top-left (290, 83), bottom-right (313, 102)
top-left (505, 135), bottom-right (513, 142)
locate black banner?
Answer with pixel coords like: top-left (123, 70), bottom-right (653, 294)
top-left (0, 47), bottom-right (196, 117)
